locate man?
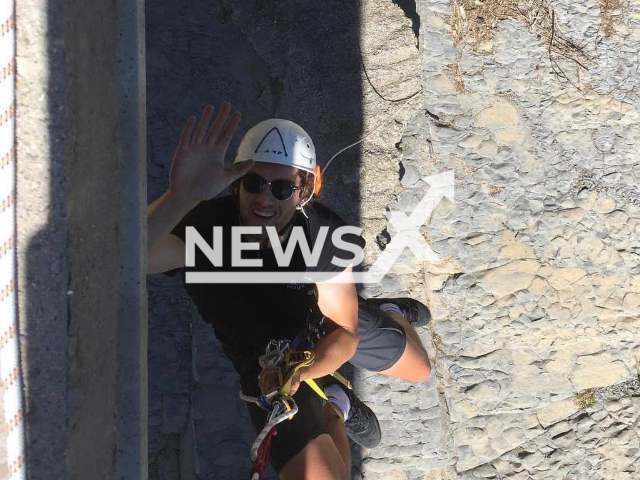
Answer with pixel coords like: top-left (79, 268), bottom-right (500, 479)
top-left (148, 102), bottom-right (432, 480)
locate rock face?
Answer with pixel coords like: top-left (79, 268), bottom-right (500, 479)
top-left (415, 0), bottom-right (640, 478)
top-left (147, 0), bottom-right (640, 479)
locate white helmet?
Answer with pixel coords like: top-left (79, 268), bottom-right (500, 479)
top-left (234, 119), bottom-right (318, 205)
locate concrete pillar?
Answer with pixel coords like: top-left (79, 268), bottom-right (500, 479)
top-left (114, 1), bottom-right (148, 478)
top-left (15, 1), bottom-right (146, 479)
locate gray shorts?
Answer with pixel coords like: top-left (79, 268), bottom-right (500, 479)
top-left (350, 296), bottom-right (407, 371)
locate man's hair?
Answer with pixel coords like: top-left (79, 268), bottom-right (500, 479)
top-left (231, 169), bottom-right (314, 206)
top-left (297, 171), bottom-right (314, 203)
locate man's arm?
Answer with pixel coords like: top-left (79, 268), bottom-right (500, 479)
top-left (146, 102), bottom-right (253, 275)
top-left (147, 190), bottom-right (194, 274)
top-left (299, 266), bottom-right (359, 382)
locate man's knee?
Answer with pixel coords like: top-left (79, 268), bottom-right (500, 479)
top-left (414, 359), bottom-right (432, 383)
top-left (406, 335), bottom-right (432, 383)
top-left (376, 340), bottom-right (433, 383)
top-left (399, 355), bottom-right (431, 383)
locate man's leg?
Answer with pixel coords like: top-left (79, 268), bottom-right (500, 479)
top-left (278, 431), bottom-right (348, 480)
top-left (322, 402), bottom-right (351, 477)
top-left (279, 403), bottom-right (351, 480)
top-left (350, 297), bottom-right (431, 383)
top-left (376, 310), bottom-right (431, 382)
top-left (246, 382), bottom-right (350, 480)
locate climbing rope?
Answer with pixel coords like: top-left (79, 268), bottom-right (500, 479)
top-left (321, 86), bottom-right (423, 176)
top-left (0, 1), bottom-right (26, 478)
top-left (240, 340), bottom-right (314, 479)
top-left (239, 313), bottom-right (353, 479)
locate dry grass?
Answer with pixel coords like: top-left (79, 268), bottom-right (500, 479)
top-left (574, 389), bottom-right (597, 409)
top-left (429, 321), bottom-right (444, 355)
top-left (444, 62), bottom-right (466, 92)
top-left (599, 0), bottom-right (624, 37)
top-left (447, 0), bottom-right (590, 68)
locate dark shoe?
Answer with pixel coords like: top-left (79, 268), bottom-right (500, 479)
top-left (323, 375), bottom-right (382, 448)
top-left (367, 297), bottom-right (431, 328)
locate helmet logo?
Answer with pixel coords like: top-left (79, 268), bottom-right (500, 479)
top-left (253, 127), bottom-right (289, 157)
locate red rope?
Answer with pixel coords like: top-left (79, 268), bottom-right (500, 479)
top-left (249, 427), bottom-right (277, 479)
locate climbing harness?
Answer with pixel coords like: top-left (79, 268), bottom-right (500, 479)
top-left (239, 339), bottom-right (314, 480)
top-left (239, 318), bottom-right (352, 479)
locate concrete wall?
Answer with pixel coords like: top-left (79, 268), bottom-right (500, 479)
top-left (15, 0), bottom-right (146, 479)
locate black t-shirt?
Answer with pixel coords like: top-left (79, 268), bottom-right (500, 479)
top-left (167, 195), bottom-right (365, 388)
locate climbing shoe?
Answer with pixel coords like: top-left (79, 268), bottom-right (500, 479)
top-left (324, 375), bottom-right (382, 448)
top-left (367, 297), bottom-right (431, 328)
top-left (344, 385), bottom-right (382, 448)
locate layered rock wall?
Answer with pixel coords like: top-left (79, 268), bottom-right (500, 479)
top-left (417, 0), bottom-right (640, 477)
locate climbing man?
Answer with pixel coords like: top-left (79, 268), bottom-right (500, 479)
top-left (147, 102), bottom-right (432, 480)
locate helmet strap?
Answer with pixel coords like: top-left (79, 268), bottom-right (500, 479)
top-left (297, 204), bottom-right (309, 219)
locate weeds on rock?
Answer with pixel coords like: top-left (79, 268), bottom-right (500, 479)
top-left (446, 0), bottom-right (591, 89)
top-left (599, 0), bottom-right (624, 37)
top-left (574, 389), bottom-right (596, 409)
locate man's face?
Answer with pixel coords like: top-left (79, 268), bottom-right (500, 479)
top-left (238, 161), bottom-right (302, 235)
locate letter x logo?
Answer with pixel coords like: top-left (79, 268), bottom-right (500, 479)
top-left (357, 170), bottom-right (455, 284)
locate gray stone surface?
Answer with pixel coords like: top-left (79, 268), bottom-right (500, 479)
top-left (147, 276), bottom-right (193, 479)
top-left (189, 317), bottom-right (269, 479)
top-left (115, 1), bottom-right (149, 478)
top-left (16, 0), bottom-right (69, 477)
top-left (418, 0), bottom-right (640, 478)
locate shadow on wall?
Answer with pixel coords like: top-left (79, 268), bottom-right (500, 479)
top-left (146, 1), bottom-right (363, 479)
top-left (393, 0), bottom-right (420, 48)
top-left (23, 0), bottom-right (128, 479)
top-left (21, 0), bottom-right (69, 476)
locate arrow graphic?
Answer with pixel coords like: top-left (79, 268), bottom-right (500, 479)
top-left (355, 170), bottom-right (455, 284)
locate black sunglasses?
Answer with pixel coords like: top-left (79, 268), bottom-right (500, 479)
top-left (241, 172), bottom-right (301, 201)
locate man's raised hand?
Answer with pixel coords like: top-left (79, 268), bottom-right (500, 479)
top-left (169, 102), bottom-right (254, 203)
